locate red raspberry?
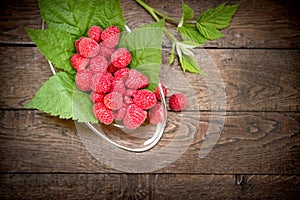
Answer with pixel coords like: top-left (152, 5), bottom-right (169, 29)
top-left (93, 102), bottom-right (114, 125)
top-left (114, 68), bottom-right (129, 79)
top-left (75, 70), bottom-right (92, 92)
top-left (154, 83), bottom-right (167, 101)
top-left (125, 89), bottom-right (137, 97)
top-left (110, 77), bottom-right (126, 94)
top-left (91, 73), bottom-right (111, 93)
top-left (107, 63), bottom-right (119, 74)
top-left (98, 42), bottom-right (115, 59)
top-left (70, 53), bottom-right (89, 71)
top-left (132, 90), bottom-right (157, 110)
top-left (123, 104), bottom-right (147, 130)
top-left (79, 37), bottom-right (100, 58)
top-left (113, 106), bottom-right (127, 121)
top-left (74, 37), bottom-right (84, 53)
top-left (125, 69), bottom-right (149, 90)
top-left (169, 93), bottom-right (187, 111)
top-left (148, 103), bottom-right (165, 124)
top-left (103, 92), bottom-right (123, 110)
top-left (88, 25), bottom-right (102, 43)
top-left (90, 91), bottom-right (105, 103)
top-left (101, 26), bottom-right (120, 48)
top-left (90, 55), bottom-right (108, 74)
top-left (110, 48), bottom-right (132, 68)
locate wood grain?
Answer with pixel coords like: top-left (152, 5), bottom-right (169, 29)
top-left (0, 174), bottom-right (298, 200)
top-left (0, 0), bottom-right (299, 48)
top-left (1, 47), bottom-right (299, 111)
top-left (1, 110), bottom-right (299, 173)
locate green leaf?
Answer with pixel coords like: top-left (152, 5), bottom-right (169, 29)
top-left (196, 2), bottom-right (239, 40)
top-left (179, 1), bottom-right (194, 26)
top-left (39, 0), bottom-right (126, 37)
top-left (25, 72), bottom-right (98, 123)
top-left (179, 54), bottom-right (206, 75)
top-left (26, 28), bottom-right (76, 74)
top-left (119, 19), bottom-right (165, 91)
top-left (169, 44), bottom-right (175, 65)
top-left (178, 24), bottom-right (208, 45)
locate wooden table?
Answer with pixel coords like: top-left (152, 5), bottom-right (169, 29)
top-left (0, 0), bottom-right (299, 199)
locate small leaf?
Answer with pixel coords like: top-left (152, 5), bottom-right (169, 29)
top-left (179, 54), bottom-right (206, 75)
top-left (25, 72), bottom-right (98, 123)
top-left (196, 2), bottom-right (239, 40)
top-left (26, 28), bottom-right (76, 74)
top-left (179, 1), bottom-right (194, 27)
top-left (178, 24), bottom-right (208, 45)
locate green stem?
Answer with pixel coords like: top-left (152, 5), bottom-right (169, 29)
top-left (134, 0), bottom-right (178, 43)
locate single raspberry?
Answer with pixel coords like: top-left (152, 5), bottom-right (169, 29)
top-left (110, 48), bottom-right (132, 68)
top-left (110, 77), bottom-right (126, 94)
top-left (103, 92), bottom-right (123, 110)
top-left (79, 37), bottom-right (100, 58)
top-left (98, 42), bottom-right (115, 59)
top-left (123, 104), bottom-right (147, 130)
top-left (101, 26), bottom-right (120, 48)
top-left (74, 37), bottom-right (84, 53)
top-left (88, 25), bottom-right (102, 43)
top-left (91, 73), bottom-right (111, 93)
top-left (70, 53), bottom-right (89, 71)
top-left (114, 68), bottom-right (129, 79)
top-left (169, 93), bottom-right (187, 111)
top-left (90, 91), bottom-right (105, 103)
top-left (125, 69), bottom-right (149, 90)
top-left (132, 90), bottom-right (157, 110)
top-left (93, 102), bottom-right (114, 125)
top-left (107, 63), bottom-right (119, 74)
top-left (75, 70), bottom-right (92, 92)
top-left (154, 83), bottom-right (167, 101)
top-left (89, 55), bottom-right (108, 74)
top-left (113, 106), bottom-right (127, 121)
top-left (148, 103), bottom-right (165, 124)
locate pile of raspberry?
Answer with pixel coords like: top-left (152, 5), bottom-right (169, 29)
top-left (70, 25), bottom-right (187, 130)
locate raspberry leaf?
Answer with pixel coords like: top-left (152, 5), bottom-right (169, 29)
top-left (178, 24), bottom-right (208, 45)
top-left (38, 0), bottom-right (125, 37)
top-left (26, 28), bottom-right (76, 74)
top-left (119, 19), bottom-right (164, 91)
top-left (24, 72), bottom-right (98, 123)
top-left (178, 1), bottom-right (194, 27)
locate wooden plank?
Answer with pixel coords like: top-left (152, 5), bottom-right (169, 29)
top-left (0, 0), bottom-right (299, 48)
top-left (1, 47), bottom-right (299, 111)
top-left (0, 110), bottom-right (299, 173)
top-left (0, 174), bottom-right (299, 199)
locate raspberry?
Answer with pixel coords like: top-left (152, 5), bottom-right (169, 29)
top-left (88, 25), bottom-right (102, 43)
top-left (123, 104), bottom-right (147, 130)
top-left (132, 90), bottom-right (157, 110)
top-left (91, 73), bottom-right (111, 93)
top-left (103, 92), bottom-right (123, 110)
top-left (70, 53), bottom-right (89, 71)
top-left (90, 91), bottom-right (105, 103)
top-left (113, 106), bottom-right (127, 121)
top-left (110, 77), bottom-right (126, 94)
top-left (89, 55), bottom-right (108, 74)
top-left (125, 69), bottom-right (149, 90)
top-left (74, 37), bottom-right (84, 53)
top-left (101, 26), bottom-right (120, 48)
top-left (124, 95), bottom-right (134, 105)
top-left (79, 37), bottom-right (100, 58)
top-left (93, 102), bottom-right (114, 125)
top-left (75, 70), bottom-right (92, 92)
top-left (114, 67), bottom-right (129, 79)
top-left (148, 103), bottom-right (165, 124)
top-left (98, 42), bottom-right (115, 59)
top-left (125, 89), bottom-right (137, 97)
top-left (110, 48), bottom-right (132, 68)
top-left (154, 83), bottom-right (167, 101)
top-left (169, 93), bottom-right (187, 111)
top-left (107, 63), bottom-right (119, 74)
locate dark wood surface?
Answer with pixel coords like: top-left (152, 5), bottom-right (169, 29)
top-left (0, 0), bottom-right (299, 199)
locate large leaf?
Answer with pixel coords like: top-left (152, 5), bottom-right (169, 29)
top-left (38, 0), bottom-right (126, 37)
